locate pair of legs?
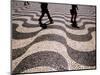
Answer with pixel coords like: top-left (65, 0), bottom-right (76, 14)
top-left (24, 1), bottom-right (30, 6)
top-left (71, 12), bottom-right (79, 28)
top-left (39, 10), bottom-right (53, 24)
top-left (71, 12), bottom-right (77, 23)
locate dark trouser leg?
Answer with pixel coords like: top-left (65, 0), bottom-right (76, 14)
top-left (24, 2), bottom-right (26, 6)
top-left (46, 10), bottom-right (53, 23)
top-left (72, 15), bottom-right (76, 26)
top-left (72, 13), bottom-right (79, 28)
top-left (24, 2), bottom-right (29, 6)
top-left (71, 15), bottom-right (74, 23)
top-left (27, 1), bottom-right (30, 5)
top-left (74, 13), bottom-right (77, 23)
top-left (39, 12), bottom-right (45, 24)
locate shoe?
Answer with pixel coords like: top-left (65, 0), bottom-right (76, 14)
top-left (40, 23), bottom-right (47, 29)
top-left (50, 21), bottom-right (54, 24)
top-left (71, 21), bottom-right (79, 28)
top-left (74, 26), bottom-right (79, 28)
top-left (72, 24), bottom-right (79, 28)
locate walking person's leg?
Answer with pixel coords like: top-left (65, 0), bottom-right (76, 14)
top-left (70, 9), bottom-right (73, 23)
top-left (24, 2), bottom-right (26, 6)
top-left (74, 12), bottom-right (77, 23)
top-left (71, 14), bottom-right (76, 27)
top-left (24, 2), bottom-right (28, 8)
top-left (39, 11), bottom-right (45, 24)
top-left (71, 14), bottom-right (74, 23)
top-left (46, 10), bottom-right (53, 24)
top-left (27, 1), bottom-right (30, 5)
top-left (73, 13), bottom-right (79, 28)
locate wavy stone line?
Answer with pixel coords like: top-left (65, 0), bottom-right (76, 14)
top-left (12, 13), bottom-right (95, 24)
top-left (48, 25), bottom-right (95, 41)
top-left (67, 45), bottom-right (96, 66)
top-left (33, 34), bottom-right (95, 66)
top-left (13, 8), bottom-right (96, 18)
top-left (21, 66), bottom-right (57, 73)
top-left (12, 13), bottom-right (96, 22)
top-left (12, 17), bottom-right (95, 36)
top-left (13, 9), bottom-right (41, 16)
top-left (12, 20), bottom-right (95, 42)
top-left (12, 19), bottom-right (39, 28)
top-left (12, 23), bottom-right (42, 39)
top-left (12, 34), bottom-right (67, 60)
top-left (13, 6), bottom-right (27, 13)
top-left (12, 13), bottom-right (95, 25)
top-left (12, 4), bottom-right (95, 66)
top-left (12, 51), bottom-right (68, 74)
top-left (12, 25), bottom-right (95, 62)
top-left (24, 34), bottom-right (96, 66)
top-left (49, 19), bottom-right (95, 30)
top-left (12, 24), bottom-right (95, 49)
top-left (12, 25), bottom-right (95, 51)
top-left (52, 16), bottom-right (95, 23)
top-left (14, 12), bottom-right (95, 22)
top-left (12, 10), bottom-right (95, 20)
top-left (12, 14), bottom-right (35, 19)
top-left (12, 34), bottom-right (96, 67)
top-left (13, 10), bottom-right (95, 21)
top-left (12, 15), bottom-right (95, 30)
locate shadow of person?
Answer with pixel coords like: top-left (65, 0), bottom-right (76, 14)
top-left (39, 3), bottom-right (54, 29)
top-left (70, 5), bottom-right (79, 28)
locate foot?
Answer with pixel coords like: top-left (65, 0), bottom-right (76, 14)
top-left (71, 21), bottom-right (79, 28)
top-left (40, 23), bottom-right (47, 29)
top-left (72, 24), bottom-right (79, 28)
top-left (50, 21), bottom-right (54, 24)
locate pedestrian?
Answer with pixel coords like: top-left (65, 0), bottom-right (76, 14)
top-left (70, 5), bottom-right (79, 28)
top-left (24, 1), bottom-right (30, 8)
top-left (39, 3), bottom-right (54, 25)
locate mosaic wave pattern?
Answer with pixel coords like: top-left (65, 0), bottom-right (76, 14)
top-left (12, 1), bottom-right (96, 74)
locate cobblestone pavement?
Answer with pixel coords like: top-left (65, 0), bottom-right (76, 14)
top-left (11, 1), bottom-right (96, 74)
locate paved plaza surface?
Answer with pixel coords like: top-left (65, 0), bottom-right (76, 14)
top-left (11, 1), bottom-right (96, 74)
